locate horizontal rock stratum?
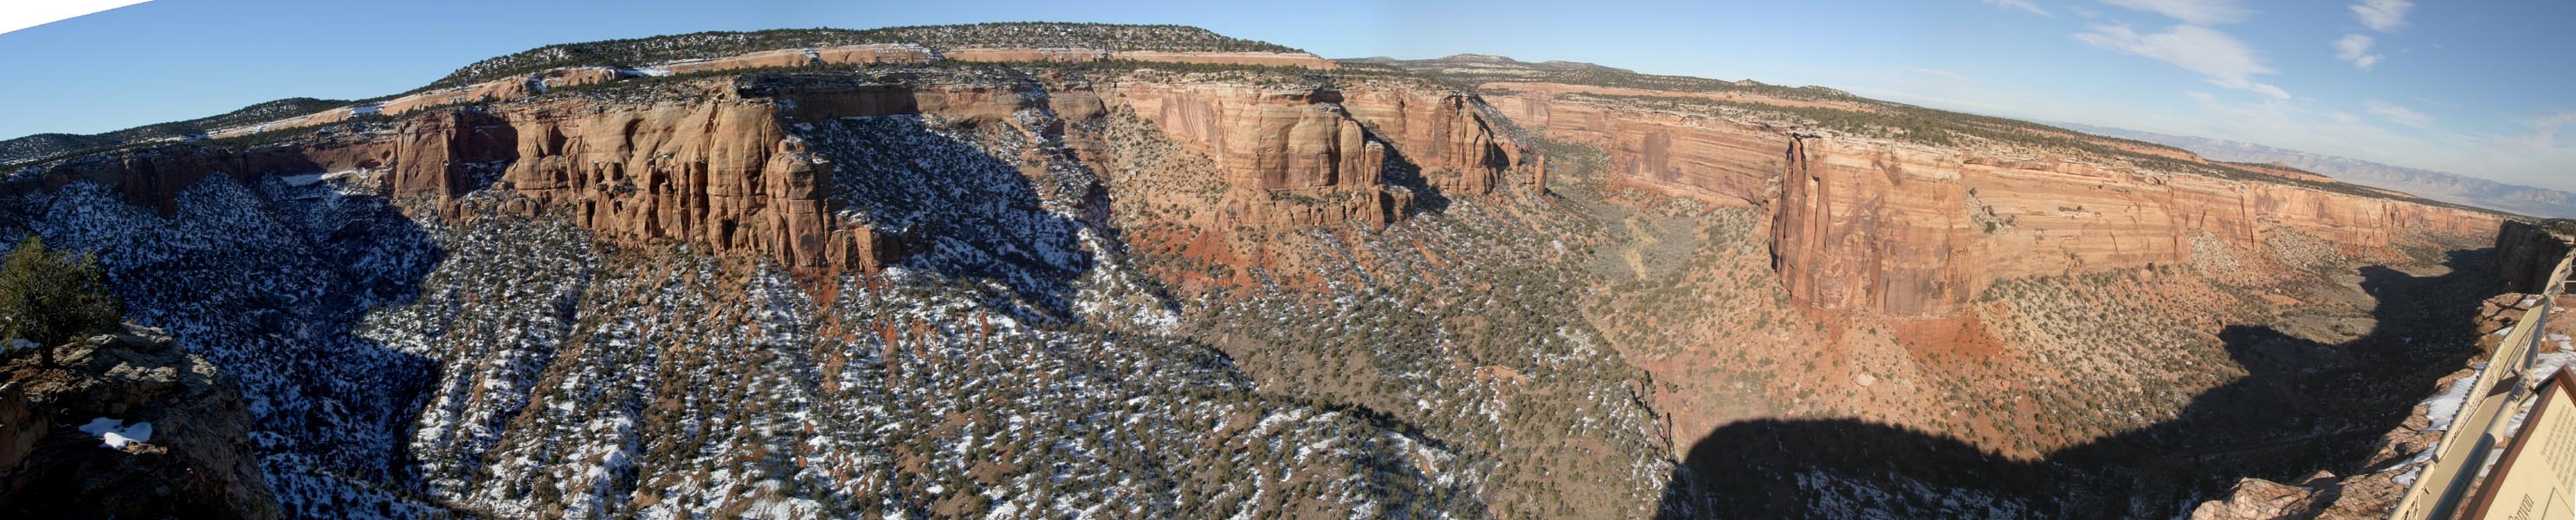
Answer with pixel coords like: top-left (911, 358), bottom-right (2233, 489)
top-left (1475, 79), bottom-right (2504, 317)
top-left (11, 39), bottom-right (2514, 316)
top-left (16, 68), bottom-right (1525, 280)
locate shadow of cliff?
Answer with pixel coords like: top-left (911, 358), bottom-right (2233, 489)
top-left (3, 168), bottom-right (453, 507)
top-left (1656, 248), bottom-right (2500, 518)
top-left (798, 114), bottom-right (1102, 320)
top-left (1376, 140), bottom-right (1454, 217)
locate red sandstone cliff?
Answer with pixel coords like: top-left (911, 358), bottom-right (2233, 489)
top-left (1492, 85), bottom-right (2507, 317)
top-left (18, 71), bottom-right (1526, 283)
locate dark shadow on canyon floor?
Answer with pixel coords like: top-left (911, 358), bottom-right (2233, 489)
top-left (1656, 248), bottom-right (2500, 518)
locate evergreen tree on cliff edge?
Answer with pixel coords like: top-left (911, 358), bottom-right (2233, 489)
top-left (0, 236), bottom-right (122, 367)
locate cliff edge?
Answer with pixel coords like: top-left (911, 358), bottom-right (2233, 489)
top-left (0, 324), bottom-right (275, 519)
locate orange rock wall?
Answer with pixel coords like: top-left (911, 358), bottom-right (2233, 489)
top-left (1778, 135), bottom-right (2500, 317)
top-left (1490, 93), bottom-right (1783, 204)
top-left (34, 75), bottom-right (1525, 280)
top-left (1101, 80), bottom-right (1523, 226)
top-left (1107, 82), bottom-right (1383, 191)
top-left (1503, 90), bottom-right (2504, 317)
top-left (1340, 88), bottom-right (1518, 194)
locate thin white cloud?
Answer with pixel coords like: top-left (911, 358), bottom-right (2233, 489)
top-left (2076, 23), bottom-right (2289, 99)
top-left (2071, 6), bottom-right (2103, 17)
top-left (2459, 114), bottom-right (2576, 193)
top-left (0, 0), bottom-right (149, 35)
top-left (1901, 68), bottom-right (1978, 82)
top-left (1858, 80), bottom-right (2576, 194)
top-left (2352, 0), bottom-right (2413, 32)
top-left (2334, 34), bottom-right (2381, 69)
top-left (1981, 0), bottom-right (2053, 16)
top-left (2101, 0), bottom-right (2252, 25)
top-left (2365, 100), bottom-right (2433, 127)
top-left (2166, 93), bottom-right (2576, 193)
top-left (2529, 111), bottom-right (2576, 130)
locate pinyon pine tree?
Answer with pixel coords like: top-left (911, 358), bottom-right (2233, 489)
top-left (0, 236), bottom-right (122, 367)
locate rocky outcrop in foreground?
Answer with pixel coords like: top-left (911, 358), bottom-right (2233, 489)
top-left (0, 324), bottom-right (274, 519)
top-left (2185, 289), bottom-right (2576, 519)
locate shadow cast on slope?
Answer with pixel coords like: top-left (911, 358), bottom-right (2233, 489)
top-left (1375, 139), bottom-right (1454, 217)
top-left (3, 169), bottom-right (455, 509)
top-left (799, 112), bottom-right (1107, 320)
top-left (1656, 249), bottom-right (2500, 518)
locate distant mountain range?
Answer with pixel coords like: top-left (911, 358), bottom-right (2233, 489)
top-left (2057, 122), bottom-right (2576, 218)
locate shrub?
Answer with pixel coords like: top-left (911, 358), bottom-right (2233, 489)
top-left (0, 237), bottom-right (123, 367)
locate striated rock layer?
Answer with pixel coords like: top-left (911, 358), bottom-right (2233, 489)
top-left (14, 71), bottom-right (1528, 281)
top-left (22, 70), bottom-right (2502, 319)
top-left (2495, 219), bottom-right (2575, 293)
top-left (197, 45), bottom-right (1335, 140)
top-left (1494, 87), bottom-right (2507, 317)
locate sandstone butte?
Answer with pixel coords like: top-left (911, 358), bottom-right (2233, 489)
top-left (10, 49), bottom-right (2509, 321)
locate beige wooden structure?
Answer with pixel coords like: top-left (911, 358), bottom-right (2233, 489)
top-left (2389, 250), bottom-right (2576, 520)
top-left (2460, 367), bottom-right (2576, 519)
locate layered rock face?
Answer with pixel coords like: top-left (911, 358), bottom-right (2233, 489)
top-left (19, 139), bottom-right (393, 214)
top-left (1106, 79), bottom-right (1522, 226)
top-left (20, 71), bottom-right (1527, 281)
top-left (2494, 219), bottom-right (2575, 293)
top-left (667, 43), bottom-right (938, 74)
top-left (1339, 88), bottom-right (1520, 194)
top-left (0, 324), bottom-right (275, 520)
top-left (1485, 92), bottom-right (1784, 204)
top-left (468, 94), bottom-right (892, 274)
top-left (1774, 137), bottom-right (2502, 317)
top-left (1110, 82), bottom-right (1385, 191)
top-left (197, 45), bottom-right (1336, 140)
top-left (29, 70), bottom-right (2492, 320)
top-left (1499, 88), bottom-right (2506, 317)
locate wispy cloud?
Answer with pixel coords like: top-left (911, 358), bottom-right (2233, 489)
top-left (2365, 100), bottom-right (2432, 127)
top-left (2076, 23), bottom-right (2288, 99)
top-left (2334, 34), bottom-right (2380, 69)
top-left (2530, 111), bottom-right (2576, 130)
top-left (2101, 0), bottom-right (2252, 25)
top-left (2352, 0), bottom-right (2413, 32)
top-left (2166, 93), bottom-right (2576, 193)
top-left (1861, 68), bottom-right (2573, 194)
top-left (2335, 2), bottom-right (2409, 73)
top-left (1980, 0), bottom-right (2052, 16)
top-left (2461, 113), bottom-right (2576, 193)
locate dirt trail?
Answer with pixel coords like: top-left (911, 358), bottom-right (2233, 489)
top-left (1624, 218), bottom-right (1656, 280)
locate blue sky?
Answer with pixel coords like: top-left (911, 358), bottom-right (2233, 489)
top-left (3, 0), bottom-right (2569, 191)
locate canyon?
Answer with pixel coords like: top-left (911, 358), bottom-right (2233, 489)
top-left (0, 24), bottom-right (2554, 519)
